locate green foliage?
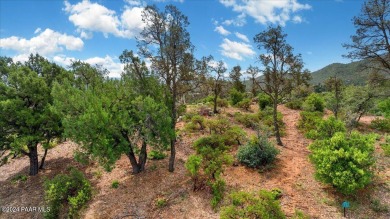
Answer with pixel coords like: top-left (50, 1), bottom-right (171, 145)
top-left (259, 107), bottom-right (286, 136)
top-left (1, 55), bottom-right (69, 175)
top-left (177, 104), bottom-right (187, 117)
top-left (11, 174), bottom-right (28, 183)
top-left (370, 118), bottom-right (390, 132)
top-left (234, 112), bottom-right (260, 129)
top-left (285, 99), bottom-right (303, 110)
top-left (210, 179), bottom-right (226, 209)
top-left (378, 98), bottom-right (390, 118)
top-left (191, 115), bottom-right (206, 130)
top-left (217, 98), bottom-right (229, 108)
top-left (237, 135), bottom-right (279, 168)
top-left (185, 155), bottom-right (202, 179)
top-left (222, 126), bottom-right (246, 146)
top-left (370, 199), bottom-right (389, 213)
top-left (302, 93), bottom-right (325, 112)
top-left (380, 135), bottom-right (390, 156)
top-left (148, 150), bottom-right (167, 160)
top-left (230, 88), bottom-right (245, 106)
top-left (237, 98), bottom-right (251, 111)
top-left (44, 168), bottom-right (92, 219)
top-left (292, 210), bottom-right (311, 219)
top-left (309, 132), bottom-right (375, 194)
top-left (156, 198), bottom-right (168, 208)
top-left (111, 180), bottom-right (119, 189)
top-left (220, 190), bottom-right (286, 219)
top-left (258, 93), bottom-right (272, 110)
top-left (207, 116), bottom-right (231, 134)
top-left (298, 111), bottom-right (323, 133)
top-left (306, 116), bottom-right (346, 140)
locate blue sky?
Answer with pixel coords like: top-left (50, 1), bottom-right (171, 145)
top-left (0, 0), bottom-right (364, 78)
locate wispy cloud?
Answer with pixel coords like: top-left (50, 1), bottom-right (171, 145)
top-left (214, 25), bottom-right (231, 36)
top-left (220, 38), bottom-right (255, 60)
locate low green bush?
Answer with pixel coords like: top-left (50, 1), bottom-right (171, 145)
top-left (309, 132), bottom-right (375, 194)
top-left (302, 93), bottom-right (325, 112)
top-left (217, 98), bottom-right (229, 108)
top-left (380, 135), bottom-right (390, 156)
top-left (148, 150), bottom-right (167, 160)
top-left (230, 88), bottom-right (245, 106)
top-left (306, 116), bottom-right (346, 140)
top-left (222, 126), bottom-right (246, 146)
top-left (210, 179), bottom-right (226, 209)
top-left (258, 93), bottom-right (272, 110)
top-left (237, 135), bottom-right (279, 168)
top-left (370, 118), bottom-right (390, 132)
top-left (111, 180), bottom-right (119, 189)
top-left (177, 104), bottom-right (187, 117)
top-left (220, 190), bottom-right (285, 219)
top-left (259, 107), bottom-right (286, 136)
top-left (207, 116), bottom-right (231, 134)
top-left (378, 98), bottom-right (390, 118)
top-left (234, 112), bottom-right (260, 129)
top-left (237, 98), bottom-right (251, 111)
top-left (285, 99), bottom-right (303, 110)
top-left (44, 168), bottom-right (92, 219)
top-left (297, 111), bottom-right (323, 133)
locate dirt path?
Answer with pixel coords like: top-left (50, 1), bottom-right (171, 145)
top-left (225, 105), bottom-right (341, 218)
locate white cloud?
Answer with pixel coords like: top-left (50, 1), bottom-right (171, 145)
top-left (12, 54), bottom-right (30, 63)
top-left (208, 60), bottom-right (228, 69)
top-left (0, 28), bottom-right (84, 56)
top-left (222, 13), bottom-right (246, 27)
top-left (220, 38), bottom-right (255, 60)
top-left (292, 15), bottom-right (303, 23)
top-left (34, 28), bottom-right (42, 34)
top-left (80, 30), bottom-right (93, 39)
top-left (219, 0), bottom-right (311, 26)
top-left (234, 32), bottom-right (249, 43)
top-left (63, 0), bottom-right (144, 39)
top-left (214, 25), bottom-right (231, 36)
top-left (53, 54), bottom-right (124, 78)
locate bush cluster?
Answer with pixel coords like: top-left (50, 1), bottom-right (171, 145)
top-left (297, 111), bottom-right (323, 133)
top-left (305, 116), bottom-right (346, 140)
top-left (370, 118), bottom-right (390, 132)
top-left (309, 132), bottom-right (375, 194)
top-left (302, 93), bottom-right (325, 112)
top-left (258, 93), bottom-right (272, 110)
top-left (148, 150), bottom-right (167, 160)
top-left (237, 135), bottom-right (279, 168)
top-left (44, 168), bottom-right (92, 219)
top-left (230, 88), bottom-right (245, 106)
top-left (220, 190), bottom-right (285, 219)
top-left (285, 99), bottom-right (303, 110)
top-left (234, 112), bottom-right (260, 129)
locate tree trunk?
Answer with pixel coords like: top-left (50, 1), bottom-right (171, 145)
top-left (273, 101), bottom-right (283, 146)
top-left (28, 146), bottom-right (39, 176)
top-left (169, 91), bottom-right (177, 172)
top-left (138, 140), bottom-right (147, 172)
top-left (127, 147), bottom-right (141, 174)
top-left (39, 148), bottom-right (48, 169)
top-left (213, 92), bottom-right (218, 114)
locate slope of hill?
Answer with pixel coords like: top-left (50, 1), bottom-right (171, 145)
top-left (310, 60), bottom-right (371, 85)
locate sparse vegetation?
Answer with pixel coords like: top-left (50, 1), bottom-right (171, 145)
top-left (44, 168), bottom-right (92, 219)
top-left (111, 180), bottom-right (119, 189)
top-left (237, 135), bottom-right (279, 168)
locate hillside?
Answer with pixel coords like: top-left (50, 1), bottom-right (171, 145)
top-left (310, 60), bottom-right (371, 85)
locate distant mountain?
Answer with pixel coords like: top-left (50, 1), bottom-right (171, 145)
top-left (310, 60), bottom-right (371, 85)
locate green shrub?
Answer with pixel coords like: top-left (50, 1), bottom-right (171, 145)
top-left (111, 180), bottom-right (119, 189)
top-left (44, 168), bottom-right (92, 219)
top-left (177, 104), bottom-right (187, 117)
top-left (380, 135), bottom-right (390, 156)
top-left (302, 93), bottom-right (325, 112)
top-left (207, 116), bottom-right (231, 134)
top-left (370, 118), bottom-right (390, 132)
top-left (220, 190), bottom-right (286, 219)
top-left (259, 107), bottom-right (286, 136)
top-left (185, 155), bottom-right (203, 190)
top-left (377, 98), bottom-right (390, 118)
top-left (148, 150), bottom-right (167, 160)
top-left (191, 115), bottom-right (206, 130)
top-left (307, 116), bottom-right (346, 140)
top-left (210, 179), bottom-right (226, 209)
top-left (237, 135), bottom-right (279, 168)
top-left (234, 112), bottom-right (260, 129)
top-left (370, 199), bottom-right (389, 213)
top-left (182, 111), bottom-right (197, 122)
top-left (292, 209), bottom-right (311, 219)
top-left (237, 98), bottom-right (251, 111)
top-left (230, 88), bottom-right (245, 106)
top-left (11, 174), bottom-right (28, 183)
top-left (285, 99), bottom-right (303, 110)
top-left (156, 198), bottom-right (167, 208)
top-left (309, 132), bottom-right (375, 194)
top-left (217, 98), bottom-right (229, 108)
top-left (222, 126), bottom-right (246, 146)
top-left (258, 93), bottom-right (272, 110)
top-left (298, 111), bottom-right (323, 133)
